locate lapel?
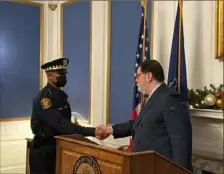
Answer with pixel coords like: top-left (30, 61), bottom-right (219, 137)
top-left (134, 83), bottom-right (166, 127)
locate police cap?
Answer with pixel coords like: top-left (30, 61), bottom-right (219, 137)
top-left (41, 58), bottom-right (69, 72)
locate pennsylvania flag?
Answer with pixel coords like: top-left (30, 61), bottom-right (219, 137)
top-left (167, 0), bottom-right (188, 103)
top-left (129, 1), bottom-right (150, 152)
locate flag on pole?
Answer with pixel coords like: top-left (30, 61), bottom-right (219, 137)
top-left (167, 0), bottom-right (188, 103)
top-left (129, 1), bottom-right (150, 152)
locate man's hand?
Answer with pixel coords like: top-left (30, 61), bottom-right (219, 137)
top-left (95, 125), bottom-right (112, 140)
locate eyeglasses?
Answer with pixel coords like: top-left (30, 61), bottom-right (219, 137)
top-left (135, 73), bottom-right (143, 78)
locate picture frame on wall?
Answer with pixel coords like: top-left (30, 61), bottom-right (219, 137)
top-left (215, 1), bottom-right (224, 60)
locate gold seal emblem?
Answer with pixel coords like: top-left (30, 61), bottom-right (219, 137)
top-left (40, 98), bottom-right (52, 109)
top-left (73, 156), bottom-right (101, 174)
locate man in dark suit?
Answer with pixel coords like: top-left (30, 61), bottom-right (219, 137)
top-left (97, 59), bottom-right (192, 171)
top-left (29, 58), bottom-right (99, 174)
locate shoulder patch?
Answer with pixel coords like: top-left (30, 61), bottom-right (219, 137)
top-left (41, 98), bottom-right (52, 109)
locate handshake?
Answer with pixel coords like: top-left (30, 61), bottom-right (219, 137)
top-left (94, 125), bottom-right (113, 140)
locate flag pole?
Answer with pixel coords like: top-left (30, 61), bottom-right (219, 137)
top-left (141, 0), bottom-right (147, 60)
top-left (141, 0), bottom-right (147, 104)
top-left (178, 0), bottom-right (183, 94)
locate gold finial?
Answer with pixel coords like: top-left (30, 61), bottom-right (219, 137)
top-left (141, 0), bottom-right (147, 8)
top-left (48, 4), bottom-right (57, 11)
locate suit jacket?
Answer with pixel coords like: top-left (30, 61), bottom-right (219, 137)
top-left (112, 83), bottom-right (192, 170)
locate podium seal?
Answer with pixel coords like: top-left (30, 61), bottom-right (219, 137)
top-left (73, 156), bottom-right (102, 174)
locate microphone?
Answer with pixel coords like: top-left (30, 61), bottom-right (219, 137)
top-left (71, 112), bottom-right (85, 124)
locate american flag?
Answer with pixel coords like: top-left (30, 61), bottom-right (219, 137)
top-left (129, 3), bottom-right (150, 152)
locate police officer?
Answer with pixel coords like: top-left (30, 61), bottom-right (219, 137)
top-left (29, 58), bottom-right (97, 174)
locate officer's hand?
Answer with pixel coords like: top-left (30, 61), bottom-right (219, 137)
top-left (95, 125), bottom-right (111, 140)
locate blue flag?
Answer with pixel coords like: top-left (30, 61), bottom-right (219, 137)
top-left (167, 1), bottom-right (188, 103)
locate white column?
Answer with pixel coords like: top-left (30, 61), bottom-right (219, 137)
top-left (42, 1), bottom-right (61, 85)
top-left (90, 1), bottom-right (108, 127)
top-left (45, 2), bottom-right (61, 61)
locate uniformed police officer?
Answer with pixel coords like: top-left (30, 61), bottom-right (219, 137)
top-left (29, 58), bottom-right (97, 174)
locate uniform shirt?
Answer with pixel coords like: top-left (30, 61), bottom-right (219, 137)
top-left (31, 83), bottom-right (95, 144)
top-left (31, 83), bottom-right (70, 136)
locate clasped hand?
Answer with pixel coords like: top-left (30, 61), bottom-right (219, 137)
top-left (95, 125), bottom-right (112, 140)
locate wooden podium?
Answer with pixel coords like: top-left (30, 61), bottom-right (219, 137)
top-left (55, 134), bottom-right (192, 174)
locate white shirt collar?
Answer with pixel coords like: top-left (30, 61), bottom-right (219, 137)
top-left (145, 83), bottom-right (162, 103)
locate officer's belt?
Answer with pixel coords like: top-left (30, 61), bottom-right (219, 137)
top-left (32, 135), bottom-right (56, 148)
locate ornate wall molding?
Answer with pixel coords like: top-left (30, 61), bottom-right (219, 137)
top-left (48, 4), bottom-right (57, 11)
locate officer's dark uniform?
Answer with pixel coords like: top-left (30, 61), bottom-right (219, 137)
top-left (29, 58), bottom-right (95, 174)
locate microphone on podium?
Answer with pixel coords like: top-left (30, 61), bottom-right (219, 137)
top-left (71, 112), bottom-right (85, 125)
